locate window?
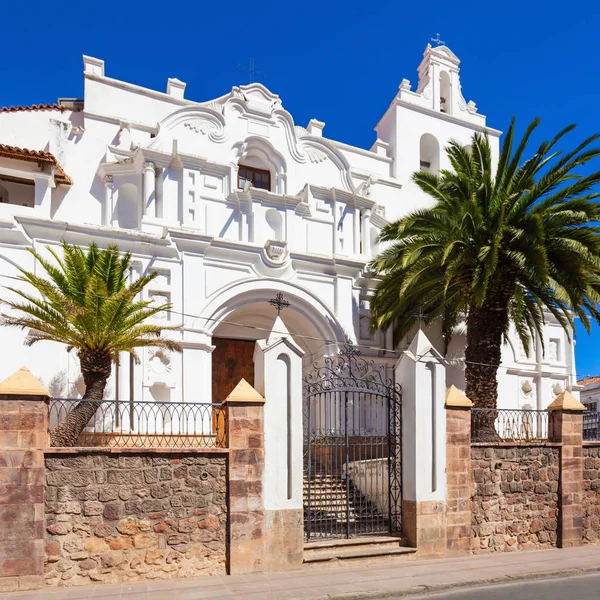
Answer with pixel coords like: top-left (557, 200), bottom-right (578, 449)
top-left (238, 166), bottom-right (271, 191)
top-left (0, 176), bottom-right (35, 207)
top-left (419, 134), bottom-right (440, 174)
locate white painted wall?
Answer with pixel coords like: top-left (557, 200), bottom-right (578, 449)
top-left (0, 43), bottom-right (573, 419)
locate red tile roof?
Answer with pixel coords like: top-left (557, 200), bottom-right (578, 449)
top-left (578, 375), bottom-right (600, 387)
top-left (0, 103), bottom-right (66, 114)
top-left (0, 144), bottom-right (72, 185)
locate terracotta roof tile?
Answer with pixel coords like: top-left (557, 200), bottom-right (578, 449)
top-left (0, 144), bottom-right (72, 185)
top-left (577, 375), bottom-right (600, 387)
top-left (0, 103), bottom-right (66, 114)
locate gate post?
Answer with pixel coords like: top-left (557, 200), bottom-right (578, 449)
top-left (0, 367), bottom-right (50, 592)
top-left (224, 379), bottom-right (266, 575)
top-left (548, 390), bottom-right (586, 548)
top-left (395, 329), bottom-right (447, 556)
top-left (445, 385), bottom-right (473, 555)
top-left (253, 316), bottom-right (305, 570)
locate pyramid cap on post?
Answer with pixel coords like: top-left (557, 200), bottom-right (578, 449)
top-left (223, 378), bottom-right (265, 405)
top-left (547, 390), bottom-right (586, 412)
top-left (445, 385), bottom-right (473, 408)
top-left (0, 366), bottom-right (51, 399)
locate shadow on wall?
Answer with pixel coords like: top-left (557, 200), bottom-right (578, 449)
top-left (44, 369), bottom-right (113, 400)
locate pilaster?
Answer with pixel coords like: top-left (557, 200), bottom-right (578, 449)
top-left (102, 174), bottom-right (113, 225)
top-left (361, 209), bottom-right (372, 258)
top-left (143, 161), bottom-right (156, 217)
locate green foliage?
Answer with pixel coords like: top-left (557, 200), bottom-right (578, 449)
top-left (370, 118), bottom-right (600, 356)
top-left (0, 241), bottom-right (181, 361)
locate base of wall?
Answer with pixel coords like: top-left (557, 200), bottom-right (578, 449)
top-left (402, 500), bottom-right (446, 557)
top-left (264, 509), bottom-right (303, 571)
top-left (227, 510), bottom-right (265, 575)
top-left (0, 448), bottom-right (45, 592)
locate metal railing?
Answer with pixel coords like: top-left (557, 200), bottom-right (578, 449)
top-left (583, 411), bottom-right (600, 442)
top-left (471, 408), bottom-right (549, 443)
top-left (48, 398), bottom-right (226, 449)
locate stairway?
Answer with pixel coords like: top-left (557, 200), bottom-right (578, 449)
top-left (303, 472), bottom-right (390, 540)
top-left (303, 536), bottom-right (416, 565)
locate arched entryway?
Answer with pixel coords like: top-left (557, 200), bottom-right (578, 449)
top-left (195, 279), bottom-right (348, 405)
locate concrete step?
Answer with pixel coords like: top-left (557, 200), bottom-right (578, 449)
top-left (304, 535), bottom-right (406, 553)
top-left (303, 537), bottom-right (416, 565)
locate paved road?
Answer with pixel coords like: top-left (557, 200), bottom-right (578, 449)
top-left (389, 572), bottom-right (600, 600)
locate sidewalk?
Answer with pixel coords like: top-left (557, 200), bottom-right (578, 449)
top-left (4, 546), bottom-right (600, 600)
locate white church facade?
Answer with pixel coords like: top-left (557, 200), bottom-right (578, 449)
top-left (0, 43), bottom-right (576, 411)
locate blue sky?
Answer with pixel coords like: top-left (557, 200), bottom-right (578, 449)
top-left (2, 0), bottom-right (600, 377)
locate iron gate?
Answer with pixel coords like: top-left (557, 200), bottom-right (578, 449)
top-left (303, 347), bottom-right (402, 540)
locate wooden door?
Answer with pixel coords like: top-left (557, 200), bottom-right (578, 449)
top-left (212, 338), bottom-right (256, 404)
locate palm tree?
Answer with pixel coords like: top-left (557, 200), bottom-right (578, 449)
top-left (370, 118), bottom-right (600, 409)
top-left (0, 241), bottom-right (182, 445)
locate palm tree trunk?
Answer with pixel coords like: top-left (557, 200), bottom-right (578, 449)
top-left (50, 352), bottom-right (112, 446)
top-left (465, 299), bottom-right (509, 442)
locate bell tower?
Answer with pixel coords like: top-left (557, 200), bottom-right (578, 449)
top-left (416, 43), bottom-right (464, 116)
top-left (373, 40), bottom-right (501, 215)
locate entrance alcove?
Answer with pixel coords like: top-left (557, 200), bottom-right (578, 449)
top-left (205, 285), bottom-right (345, 404)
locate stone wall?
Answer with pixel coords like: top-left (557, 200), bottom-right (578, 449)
top-left (471, 446), bottom-right (559, 553)
top-left (583, 445), bottom-right (600, 544)
top-left (44, 452), bottom-right (227, 586)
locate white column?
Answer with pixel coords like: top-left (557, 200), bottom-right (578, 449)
top-left (395, 328), bottom-right (447, 504)
top-left (143, 161), bottom-right (156, 217)
top-left (332, 194), bottom-right (338, 256)
top-left (361, 209), bottom-right (372, 258)
top-left (353, 206), bottom-right (361, 255)
top-left (155, 167), bottom-right (164, 219)
top-left (254, 316), bottom-right (304, 510)
top-left (102, 175), bottom-right (113, 225)
top-left (432, 63), bottom-right (441, 112)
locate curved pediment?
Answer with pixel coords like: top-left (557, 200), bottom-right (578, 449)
top-left (143, 83), bottom-right (355, 193)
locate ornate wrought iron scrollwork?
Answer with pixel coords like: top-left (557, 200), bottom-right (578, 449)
top-left (304, 345), bottom-right (401, 398)
top-left (303, 345), bottom-right (402, 540)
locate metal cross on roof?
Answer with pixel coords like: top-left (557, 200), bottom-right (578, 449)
top-left (238, 58), bottom-right (266, 84)
top-left (413, 307), bottom-right (426, 329)
top-left (431, 33), bottom-right (445, 46)
top-left (268, 292), bottom-right (290, 316)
